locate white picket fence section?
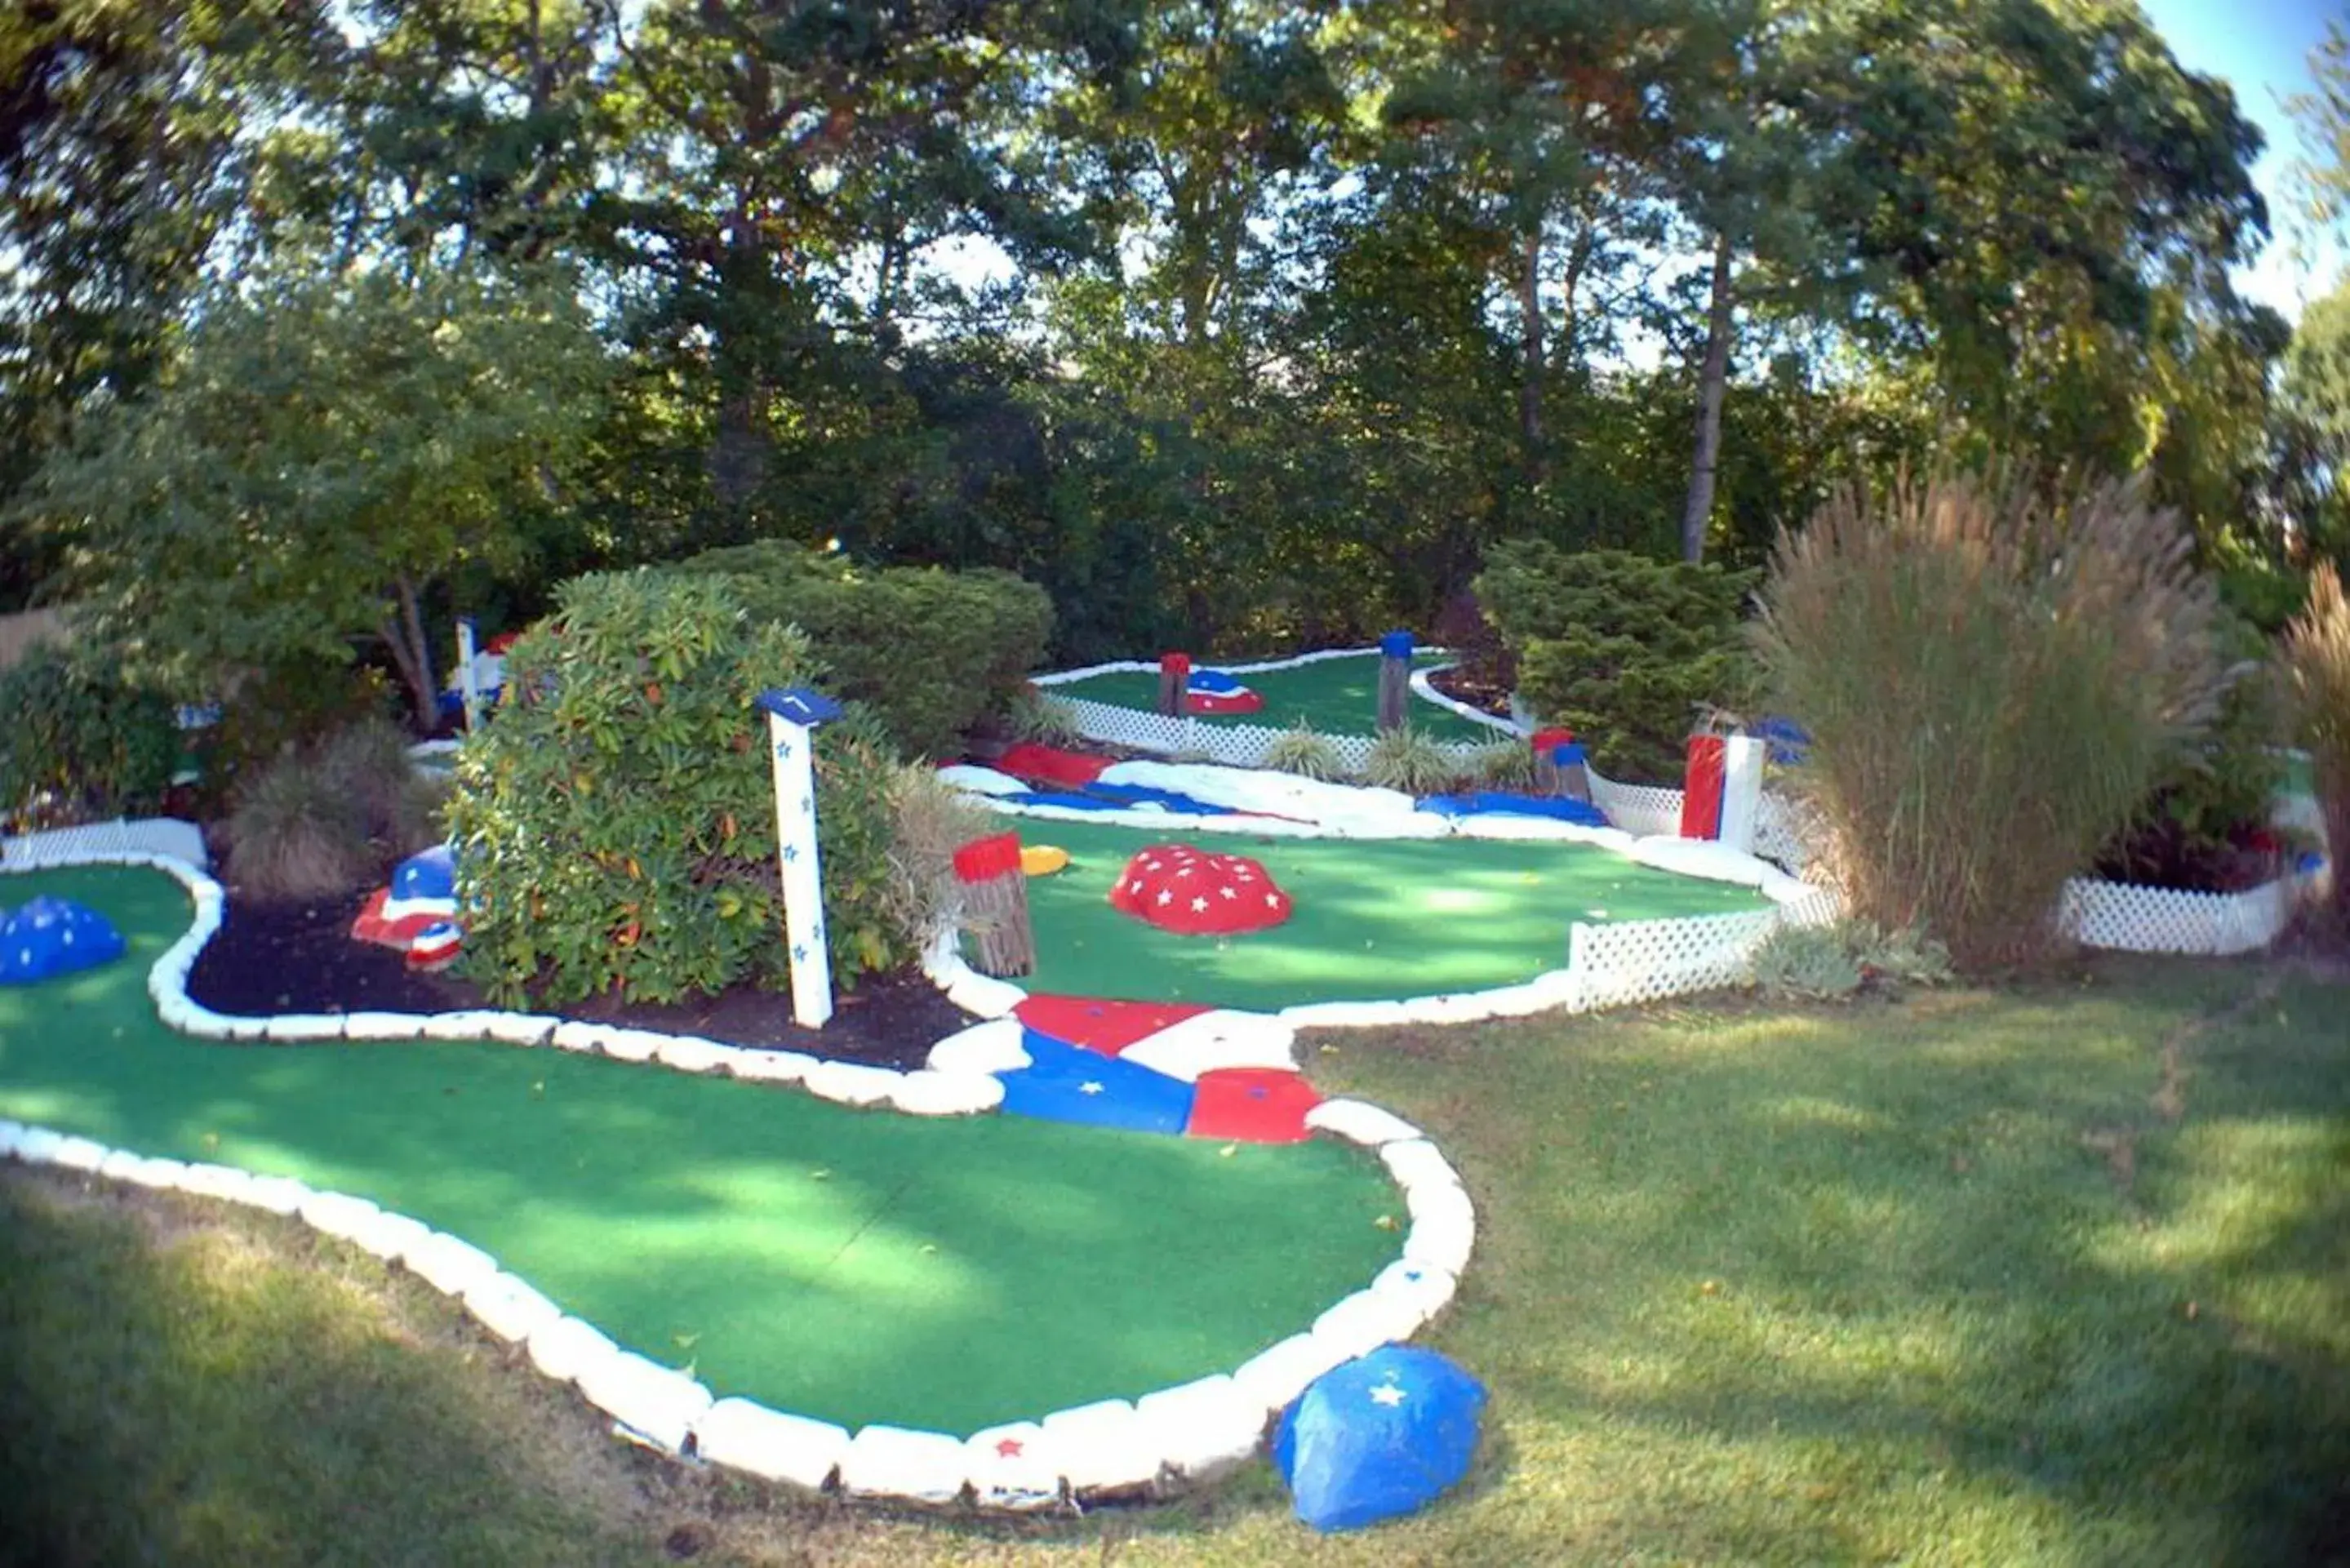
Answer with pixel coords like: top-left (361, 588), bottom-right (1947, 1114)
top-left (1044, 691), bottom-right (1499, 775)
top-left (2053, 874), bottom-right (2304, 957)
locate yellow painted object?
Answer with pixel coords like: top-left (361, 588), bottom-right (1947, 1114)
top-left (1020, 843), bottom-right (1070, 877)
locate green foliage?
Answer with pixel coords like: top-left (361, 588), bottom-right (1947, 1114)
top-left (223, 753), bottom-right (378, 903)
top-left (189, 663), bottom-right (403, 820)
top-left (1750, 922), bottom-right (1864, 1002)
top-left (881, 763), bottom-right (997, 948)
top-left (1751, 918), bottom-right (1952, 1003)
top-left (28, 256), bottom-right (606, 730)
top-left (1362, 726), bottom-right (1460, 796)
top-left (2099, 611), bottom-right (2285, 885)
top-left (1472, 739), bottom-right (1539, 790)
top-left (1479, 541), bottom-right (1757, 784)
top-left (2282, 564), bottom-right (2350, 920)
top-left (1264, 722), bottom-right (1346, 782)
top-left (1754, 469), bottom-right (2232, 969)
top-left (666, 541), bottom-right (1053, 759)
top-left (1001, 686), bottom-right (1085, 748)
top-left (444, 570), bottom-right (914, 1006)
top-left (221, 717), bottom-right (446, 900)
top-left (0, 642), bottom-right (178, 830)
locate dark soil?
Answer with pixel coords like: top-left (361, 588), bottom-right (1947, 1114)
top-left (1426, 663), bottom-right (1515, 721)
top-left (2090, 819), bottom-right (2291, 896)
top-left (184, 884), bottom-right (976, 1073)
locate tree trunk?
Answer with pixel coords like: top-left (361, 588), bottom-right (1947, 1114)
top-left (1681, 230), bottom-right (1735, 564)
top-left (1517, 229), bottom-right (1546, 486)
top-left (393, 574), bottom-right (439, 732)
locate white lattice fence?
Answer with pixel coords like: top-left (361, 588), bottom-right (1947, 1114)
top-left (2055, 875), bottom-right (2298, 957)
top-left (1053, 695), bottom-right (1495, 774)
top-left (1587, 772), bottom-right (1683, 838)
top-left (1566, 907), bottom-right (1789, 1011)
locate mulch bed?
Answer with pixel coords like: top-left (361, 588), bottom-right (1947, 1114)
top-left (185, 885), bottom-right (975, 1073)
top-left (1424, 663), bottom-right (1514, 720)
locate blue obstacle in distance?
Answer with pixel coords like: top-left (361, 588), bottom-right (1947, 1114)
top-left (0, 896), bottom-right (128, 986)
top-left (1418, 791), bottom-right (1609, 828)
top-left (391, 843), bottom-right (458, 904)
top-left (1755, 715), bottom-right (1810, 766)
top-left (1274, 1344), bottom-right (1488, 1533)
top-left (1186, 668), bottom-right (1251, 695)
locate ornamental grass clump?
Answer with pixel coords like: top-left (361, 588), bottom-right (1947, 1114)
top-left (2281, 562), bottom-right (2350, 921)
top-left (1752, 468), bottom-right (2232, 969)
top-left (1264, 721), bottom-right (1345, 781)
top-left (1362, 726), bottom-right (1460, 795)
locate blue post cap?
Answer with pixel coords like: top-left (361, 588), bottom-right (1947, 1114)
top-left (1379, 630), bottom-right (1415, 660)
top-left (1553, 742), bottom-right (1587, 766)
top-left (754, 686), bottom-right (844, 726)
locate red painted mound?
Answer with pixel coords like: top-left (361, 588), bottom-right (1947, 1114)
top-left (1015, 994), bottom-right (1211, 1055)
top-left (1187, 1068), bottom-right (1322, 1144)
top-left (1108, 844), bottom-right (1293, 935)
top-left (1186, 689), bottom-right (1264, 716)
top-left (995, 743), bottom-right (1111, 789)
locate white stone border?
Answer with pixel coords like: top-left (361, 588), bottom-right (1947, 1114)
top-left (0, 840), bottom-right (1474, 1511)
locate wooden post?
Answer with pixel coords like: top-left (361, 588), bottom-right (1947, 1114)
top-left (1376, 630), bottom-right (1413, 732)
top-left (1681, 735), bottom-right (1727, 840)
top-left (1552, 740), bottom-right (1593, 804)
top-left (455, 617), bottom-right (483, 731)
top-left (953, 832), bottom-right (1035, 976)
top-left (754, 686), bottom-right (845, 1028)
top-left (1530, 726), bottom-right (1575, 795)
top-left (1157, 653), bottom-right (1191, 717)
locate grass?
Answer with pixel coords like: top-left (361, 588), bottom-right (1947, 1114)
top-left (1049, 651), bottom-right (1494, 742)
top-left (7, 952), bottom-right (2346, 1564)
top-left (1010, 819), bottom-right (1768, 1010)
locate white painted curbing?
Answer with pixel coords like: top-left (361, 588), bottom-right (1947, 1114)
top-left (693, 1399), bottom-right (851, 1491)
top-left (963, 1422), bottom-right (1064, 1510)
top-left (5, 838), bottom-right (1486, 1509)
top-left (1304, 1098), bottom-right (1424, 1148)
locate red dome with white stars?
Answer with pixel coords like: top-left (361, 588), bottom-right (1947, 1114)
top-left (1108, 843), bottom-right (1293, 935)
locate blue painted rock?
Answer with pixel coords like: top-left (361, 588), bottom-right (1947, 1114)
top-left (0, 896), bottom-right (128, 985)
top-left (1274, 1345), bottom-right (1487, 1532)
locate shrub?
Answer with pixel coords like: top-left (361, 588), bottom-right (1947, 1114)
top-left (223, 754), bottom-right (378, 900)
top-left (1753, 468), bottom-right (2232, 969)
top-left (1471, 739), bottom-right (1539, 790)
top-left (667, 540), bottom-right (1054, 758)
top-left (0, 641), bottom-right (179, 830)
top-left (1264, 722), bottom-right (1346, 782)
top-left (444, 570), bottom-right (916, 1006)
top-left (1362, 726), bottom-right (1460, 795)
top-left (2282, 562), bottom-right (2350, 921)
top-left (1751, 919), bottom-right (1951, 1002)
top-left (1477, 541), bottom-right (1757, 784)
top-left (882, 762), bottom-right (997, 947)
top-left (190, 661), bottom-right (403, 817)
top-left (1002, 686), bottom-right (1085, 748)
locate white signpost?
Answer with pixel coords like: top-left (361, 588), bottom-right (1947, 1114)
top-left (755, 686), bottom-right (845, 1029)
top-left (455, 616), bottom-right (484, 731)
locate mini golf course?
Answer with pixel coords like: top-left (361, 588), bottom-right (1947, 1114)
top-left (0, 864), bottom-right (1401, 1437)
top-left (1044, 651), bottom-right (1495, 742)
top-left (1009, 820), bottom-right (1773, 1011)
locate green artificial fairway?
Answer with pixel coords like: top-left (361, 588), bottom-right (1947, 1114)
top-left (0, 866), bottom-right (1400, 1437)
top-left (1010, 820), bottom-right (1770, 1010)
top-left (1048, 651), bottom-right (1496, 742)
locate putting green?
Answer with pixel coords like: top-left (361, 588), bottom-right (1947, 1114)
top-left (1010, 820), bottom-right (1771, 1011)
top-left (0, 865), bottom-right (1400, 1436)
top-left (1048, 651), bottom-right (1495, 743)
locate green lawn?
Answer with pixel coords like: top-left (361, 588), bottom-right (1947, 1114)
top-left (1011, 820), bottom-right (1769, 1010)
top-left (0, 865), bottom-right (1398, 1437)
top-left (7, 953), bottom-right (2345, 1565)
top-left (1047, 651), bottom-right (1495, 743)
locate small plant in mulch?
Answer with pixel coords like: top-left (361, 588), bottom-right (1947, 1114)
top-left (999, 686), bottom-right (1086, 748)
top-left (221, 718), bottom-right (445, 901)
top-left (1752, 920), bottom-right (1952, 1003)
top-left (1362, 726), bottom-right (1461, 796)
top-left (1470, 739), bottom-right (1539, 791)
top-left (1264, 721), bottom-right (1346, 781)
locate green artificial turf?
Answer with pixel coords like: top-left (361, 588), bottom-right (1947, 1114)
top-left (1049, 651), bottom-right (1495, 742)
top-left (0, 865), bottom-right (1400, 1437)
top-left (1009, 820), bottom-right (1770, 1010)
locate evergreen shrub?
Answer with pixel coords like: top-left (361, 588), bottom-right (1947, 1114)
top-left (444, 570), bottom-right (914, 1006)
top-left (0, 641), bottom-right (179, 829)
top-left (1477, 541), bottom-right (1757, 784)
top-left (668, 541), bottom-right (1053, 758)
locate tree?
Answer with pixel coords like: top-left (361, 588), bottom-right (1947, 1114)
top-left (24, 259), bottom-right (607, 728)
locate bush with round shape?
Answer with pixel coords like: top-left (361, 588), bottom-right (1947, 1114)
top-left (1753, 467), bottom-right (2232, 969)
top-left (0, 640), bottom-right (178, 830)
top-left (1478, 541), bottom-right (1757, 784)
top-left (443, 570), bottom-right (915, 1006)
top-left (224, 753), bottom-right (380, 901)
top-left (666, 540), bottom-right (1054, 759)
